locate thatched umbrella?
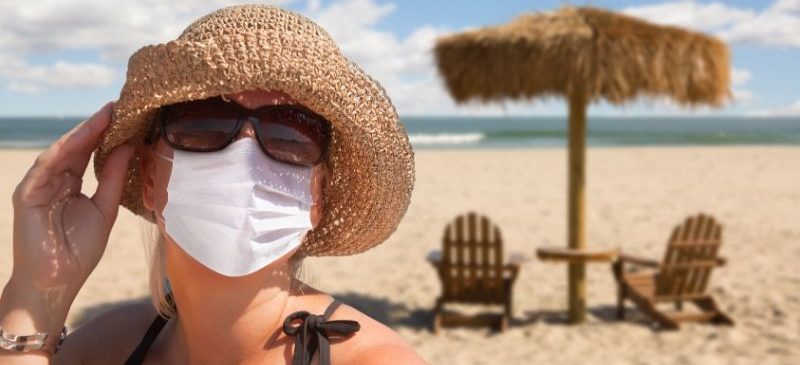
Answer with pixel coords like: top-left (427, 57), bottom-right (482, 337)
top-left (434, 6), bottom-right (730, 323)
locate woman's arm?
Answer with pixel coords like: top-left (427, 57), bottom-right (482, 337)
top-left (349, 342), bottom-right (428, 365)
top-left (326, 302), bottom-right (428, 365)
top-left (51, 300), bottom-right (156, 365)
top-left (0, 280), bottom-right (72, 365)
top-left (0, 102), bottom-right (135, 364)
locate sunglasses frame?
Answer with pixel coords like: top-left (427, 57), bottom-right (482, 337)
top-left (148, 97), bottom-right (332, 166)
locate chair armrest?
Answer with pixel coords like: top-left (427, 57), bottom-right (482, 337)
top-left (503, 264), bottom-right (521, 283)
top-left (427, 250), bottom-right (442, 265)
top-left (508, 252), bottom-right (526, 266)
top-left (617, 253), bottom-right (660, 268)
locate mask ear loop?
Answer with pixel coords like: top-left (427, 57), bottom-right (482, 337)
top-left (155, 149), bottom-right (174, 162)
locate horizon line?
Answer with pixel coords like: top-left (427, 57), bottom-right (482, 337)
top-left (0, 114), bottom-right (798, 119)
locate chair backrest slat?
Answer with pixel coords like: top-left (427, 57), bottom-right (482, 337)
top-left (442, 226), bottom-right (454, 297)
top-left (467, 212), bottom-right (478, 295)
top-left (439, 212), bottom-right (506, 303)
top-left (480, 215), bottom-right (491, 296)
top-left (656, 214), bottom-right (723, 301)
top-left (454, 216), bottom-right (465, 297)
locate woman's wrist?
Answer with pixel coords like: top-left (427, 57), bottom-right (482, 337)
top-left (0, 278), bottom-right (72, 336)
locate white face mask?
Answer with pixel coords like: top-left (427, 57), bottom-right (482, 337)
top-left (156, 138), bottom-right (313, 277)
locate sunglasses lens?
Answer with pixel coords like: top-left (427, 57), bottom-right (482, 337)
top-left (163, 99), bottom-right (238, 151)
top-left (257, 108), bottom-right (328, 166)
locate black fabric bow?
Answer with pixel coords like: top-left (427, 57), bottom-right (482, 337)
top-left (282, 300), bottom-right (361, 365)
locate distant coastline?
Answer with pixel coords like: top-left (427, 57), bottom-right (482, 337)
top-left (1, 116), bottom-right (798, 149)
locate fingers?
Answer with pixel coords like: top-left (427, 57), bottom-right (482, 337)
top-left (36, 102), bottom-right (115, 174)
top-left (91, 143), bottom-right (135, 230)
top-left (13, 164), bottom-right (84, 209)
top-left (15, 102), bottom-right (115, 208)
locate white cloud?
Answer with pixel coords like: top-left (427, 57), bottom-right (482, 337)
top-left (1, 0), bottom-right (786, 116)
top-left (0, 0), bottom-right (293, 60)
top-left (0, 53), bottom-right (115, 91)
top-left (748, 99), bottom-right (800, 116)
top-left (305, 0), bottom-right (776, 116)
top-left (305, 0), bottom-right (467, 116)
top-left (731, 68), bottom-right (752, 85)
top-left (304, 0), bottom-right (321, 12)
top-left (623, 1), bottom-right (754, 33)
top-left (721, 0), bottom-right (800, 47)
top-left (0, 0), bottom-right (292, 93)
top-left (732, 89), bottom-right (755, 103)
top-left (730, 68), bottom-right (755, 103)
top-left (624, 0), bottom-right (800, 47)
top-left (304, 0), bottom-right (549, 116)
top-left (7, 82), bottom-right (42, 94)
top-left (26, 61), bottom-right (115, 88)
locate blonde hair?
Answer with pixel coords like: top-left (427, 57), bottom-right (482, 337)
top-left (142, 222), bottom-right (306, 318)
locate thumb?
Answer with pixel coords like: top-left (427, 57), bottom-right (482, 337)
top-left (92, 144), bottom-right (136, 228)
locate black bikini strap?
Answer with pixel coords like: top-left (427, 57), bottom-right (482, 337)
top-left (282, 299), bottom-right (361, 365)
top-left (124, 293), bottom-right (174, 365)
top-left (123, 314), bottom-right (168, 365)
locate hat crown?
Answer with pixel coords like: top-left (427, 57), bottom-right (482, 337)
top-left (98, 4), bottom-right (414, 257)
top-left (178, 4), bottom-right (334, 44)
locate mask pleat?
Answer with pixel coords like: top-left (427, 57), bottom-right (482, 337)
top-left (160, 138), bottom-right (314, 277)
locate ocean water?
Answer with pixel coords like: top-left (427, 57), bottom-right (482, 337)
top-left (0, 116), bottom-right (798, 149)
top-left (402, 116), bottom-right (800, 149)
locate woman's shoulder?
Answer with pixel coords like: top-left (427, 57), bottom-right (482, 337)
top-left (54, 298), bottom-right (158, 365)
top-left (291, 285), bottom-right (428, 365)
top-left (328, 302), bottom-right (428, 365)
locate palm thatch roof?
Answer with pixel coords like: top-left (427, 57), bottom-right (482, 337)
top-left (434, 6), bottom-right (730, 106)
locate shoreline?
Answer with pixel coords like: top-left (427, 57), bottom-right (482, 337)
top-left (0, 143), bottom-right (797, 152)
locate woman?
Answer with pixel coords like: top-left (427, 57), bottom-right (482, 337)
top-left (0, 5), bottom-right (421, 365)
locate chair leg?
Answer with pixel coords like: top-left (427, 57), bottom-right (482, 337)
top-left (628, 294), bottom-right (679, 330)
top-left (433, 312), bottom-right (441, 334)
top-left (612, 261), bottom-right (626, 319)
top-left (675, 301), bottom-right (683, 311)
top-left (498, 297), bottom-right (510, 333)
top-left (504, 279), bottom-right (514, 318)
top-left (499, 315), bottom-right (509, 332)
top-left (432, 298), bottom-right (443, 334)
top-left (501, 278), bottom-right (513, 332)
top-left (693, 297), bottom-right (734, 326)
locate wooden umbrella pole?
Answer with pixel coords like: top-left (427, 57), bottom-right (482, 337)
top-left (567, 93), bottom-right (587, 323)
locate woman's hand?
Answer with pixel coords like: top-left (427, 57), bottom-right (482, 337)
top-left (7, 102), bottom-right (135, 309)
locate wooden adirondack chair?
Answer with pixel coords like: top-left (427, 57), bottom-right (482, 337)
top-left (427, 212), bottom-right (521, 333)
top-left (612, 213), bottom-right (734, 330)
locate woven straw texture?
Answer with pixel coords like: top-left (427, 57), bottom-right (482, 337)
top-left (93, 5), bottom-right (415, 256)
top-left (434, 6), bottom-right (730, 106)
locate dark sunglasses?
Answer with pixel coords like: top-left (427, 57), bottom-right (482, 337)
top-left (148, 96), bottom-right (331, 166)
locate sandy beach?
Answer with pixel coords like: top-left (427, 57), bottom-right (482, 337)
top-left (1, 146), bottom-right (798, 364)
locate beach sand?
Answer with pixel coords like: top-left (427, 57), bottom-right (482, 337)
top-left (1, 146), bottom-right (798, 364)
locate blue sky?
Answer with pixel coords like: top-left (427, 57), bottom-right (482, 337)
top-left (0, 0), bottom-right (798, 117)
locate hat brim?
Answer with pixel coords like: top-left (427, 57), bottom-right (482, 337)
top-left (93, 30), bottom-right (415, 256)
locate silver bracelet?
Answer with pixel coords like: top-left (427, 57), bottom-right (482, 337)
top-left (0, 325), bottom-right (67, 354)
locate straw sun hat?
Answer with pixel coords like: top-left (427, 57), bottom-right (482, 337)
top-left (92, 4), bottom-right (415, 256)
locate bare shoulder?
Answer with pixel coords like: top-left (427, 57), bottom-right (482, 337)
top-left (54, 299), bottom-right (158, 365)
top-left (329, 303), bottom-right (428, 365)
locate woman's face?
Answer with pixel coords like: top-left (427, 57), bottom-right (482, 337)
top-left (140, 88), bottom-right (329, 230)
